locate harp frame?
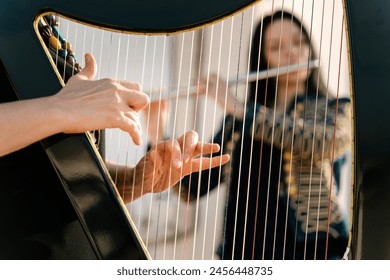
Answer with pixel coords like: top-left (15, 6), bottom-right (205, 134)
top-left (1, 0), bottom-right (390, 260)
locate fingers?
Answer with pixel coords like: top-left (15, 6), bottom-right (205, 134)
top-left (188, 154), bottom-right (230, 172)
top-left (120, 80), bottom-right (150, 112)
top-left (174, 130), bottom-right (229, 171)
top-left (78, 53), bottom-right (97, 80)
top-left (176, 130), bottom-right (223, 160)
top-left (176, 130), bottom-right (198, 163)
top-left (153, 139), bottom-right (183, 169)
top-left (147, 130), bottom-right (231, 187)
top-left (75, 54), bottom-right (150, 113)
top-left (194, 142), bottom-right (221, 157)
top-left (122, 110), bottom-right (143, 145)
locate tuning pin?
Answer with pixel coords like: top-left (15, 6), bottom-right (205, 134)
top-left (67, 53), bottom-right (76, 66)
top-left (62, 41), bottom-right (72, 52)
top-left (67, 50), bottom-right (78, 61)
top-left (74, 63), bottom-right (82, 73)
top-left (51, 25), bottom-right (66, 44)
top-left (39, 25), bottom-right (52, 39)
top-left (46, 14), bottom-right (60, 27)
top-left (49, 36), bottom-right (62, 51)
top-left (58, 49), bottom-right (68, 59)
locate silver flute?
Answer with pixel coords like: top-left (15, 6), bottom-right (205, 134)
top-left (149, 59), bottom-right (319, 101)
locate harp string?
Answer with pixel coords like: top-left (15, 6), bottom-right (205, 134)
top-left (251, 7), bottom-right (266, 260)
top-left (267, 0), bottom-right (291, 260)
top-left (144, 35), bottom-right (157, 249)
top-left (303, 0), bottom-right (346, 260)
top-left (275, 0), bottom-right (327, 260)
top-left (150, 35), bottom-right (167, 254)
top-left (171, 32), bottom-right (189, 260)
top-left (308, 0), bottom-right (336, 259)
top-left (121, 35), bottom-right (134, 209)
top-left (293, 1), bottom-right (308, 259)
top-left (104, 32), bottom-right (116, 183)
top-left (221, 8), bottom-right (248, 260)
top-left (134, 34), bottom-right (149, 236)
top-left (200, 20), bottom-right (236, 259)
top-left (207, 22), bottom-right (222, 259)
top-left (128, 36), bottom-right (141, 210)
top-left (157, 35), bottom-right (176, 258)
top-left (310, 0), bottom-right (326, 259)
top-left (207, 19), bottom-right (234, 260)
top-left (201, 18), bottom-right (235, 259)
top-left (286, 0), bottom-right (305, 260)
top-left (278, 0), bottom-right (303, 260)
top-left (146, 36), bottom-right (164, 249)
top-left (178, 31), bottom-right (198, 259)
top-left (186, 27), bottom-right (203, 260)
top-left (294, 0), bottom-right (314, 260)
top-left (113, 35), bottom-right (124, 190)
top-left (164, 29), bottom-right (193, 259)
top-left (159, 35), bottom-right (175, 259)
top-left (266, 0), bottom-right (307, 259)
top-left (214, 18), bottom-right (236, 260)
top-left (190, 26), bottom-right (210, 260)
top-left (302, 0), bottom-right (321, 259)
top-left (235, 6), bottom-right (258, 260)
top-left (275, 0), bottom-right (309, 260)
top-left (269, 0), bottom-right (293, 260)
top-left (279, 6), bottom-right (295, 258)
top-left (199, 24), bottom-right (215, 260)
top-left (259, 0), bottom-right (277, 259)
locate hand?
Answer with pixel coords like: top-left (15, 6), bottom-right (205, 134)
top-left (53, 53), bottom-right (149, 145)
top-left (119, 130), bottom-right (230, 202)
top-left (197, 74), bottom-right (244, 117)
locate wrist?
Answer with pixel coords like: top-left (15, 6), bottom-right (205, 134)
top-left (46, 94), bottom-right (72, 134)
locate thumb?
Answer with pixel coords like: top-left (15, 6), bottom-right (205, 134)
top-left (78, 53), bottom-right (97, 80)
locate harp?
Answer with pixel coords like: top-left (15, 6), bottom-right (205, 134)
top-left (0, 0), bottom-right (388, 260)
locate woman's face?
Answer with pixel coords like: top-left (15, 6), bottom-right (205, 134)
top-left (263, 18), bottom-right (311, 83)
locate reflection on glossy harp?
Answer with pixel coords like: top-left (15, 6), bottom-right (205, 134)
top-left (0, 0), bottom-right (389, 260)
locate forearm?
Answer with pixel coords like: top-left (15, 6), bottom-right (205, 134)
top-left (0, 96), bottom-right (64, 156)
top-left (107, 162), bottom-right (147, 203)
top-left (224, 88), bottom-right (245, 119)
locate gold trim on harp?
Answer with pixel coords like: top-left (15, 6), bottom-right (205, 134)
top-left (35, 1), bottom-right (262, 36)
top-left (341, 0), bottom-right (356, 256)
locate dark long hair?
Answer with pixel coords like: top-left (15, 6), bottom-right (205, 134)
top-left (248, 10), bottom-right (324, 107)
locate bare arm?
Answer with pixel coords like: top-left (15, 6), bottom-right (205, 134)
top-left (0, 53), bottom-right (149, 157)
top-left (0, 96), bottom-right (62, 156)
top-left (197, 74), bottom-right (245, 119)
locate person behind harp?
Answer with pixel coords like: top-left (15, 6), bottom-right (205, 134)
top-left (179, 10), bottom-right (351, 260)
